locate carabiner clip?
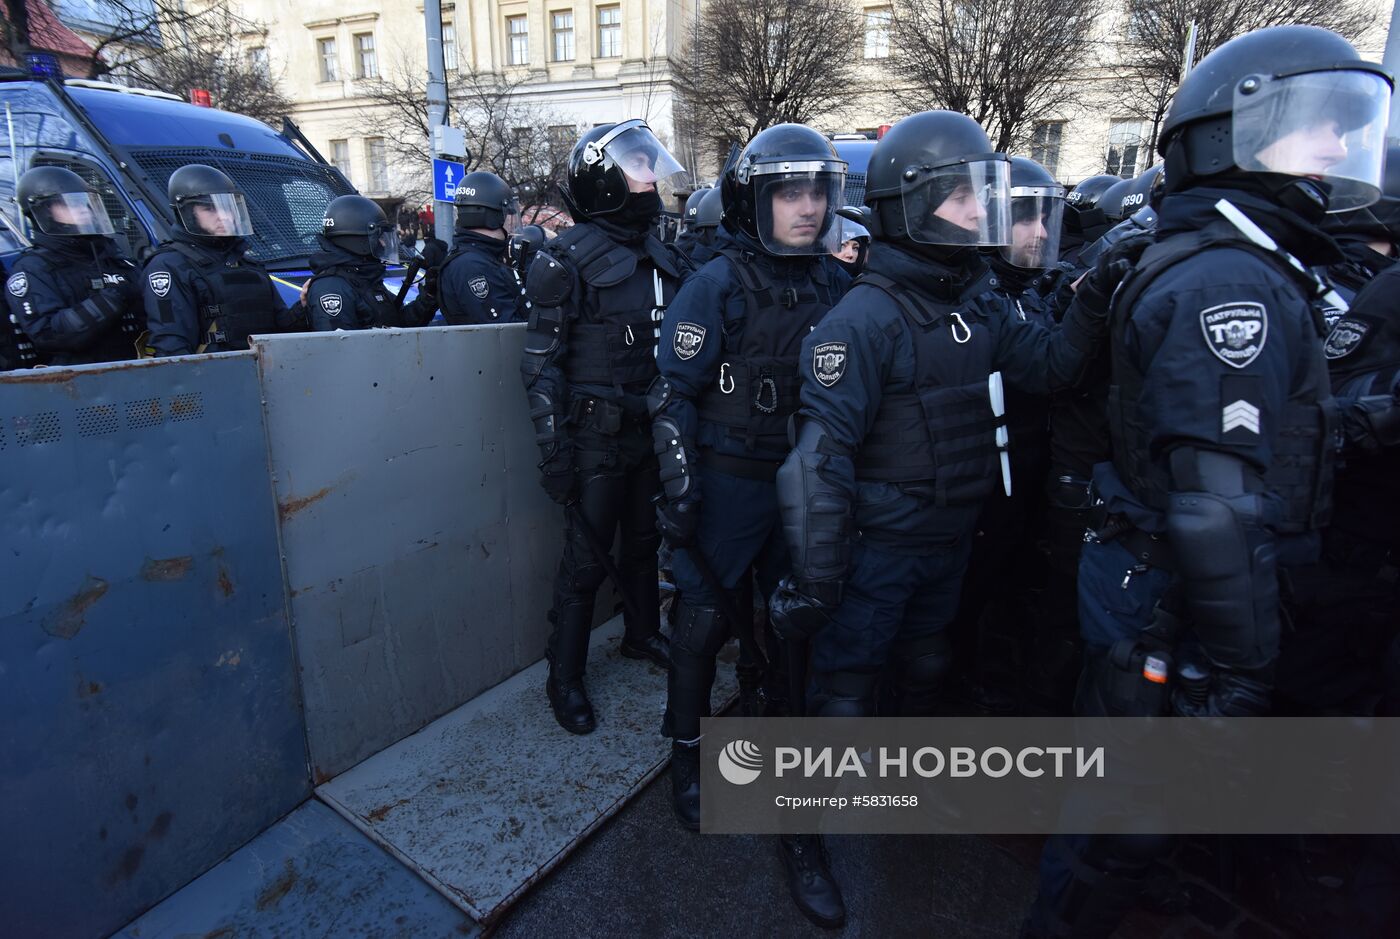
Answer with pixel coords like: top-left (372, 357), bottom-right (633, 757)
top-left (754, 375), bottom-right (778, 414)
top-left (719, 362), bottom-right (735, 394)
top-left (624, 324), bottom-right (635, 346)
top-left (950, 312), bottom-right (972, 344)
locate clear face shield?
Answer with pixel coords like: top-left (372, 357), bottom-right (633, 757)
top-left (178, 192), bottom-right (254, 237)
top-left (596, 124), bottom-right (688, 207)
top-left (31, 191), bottom-right (115, 235)
top-left (1234, 69), bottom-right (1392, 212)
top-left (754, 170), bottom-right (846, 256)
top-left (900, 158), bottom-right (1012, 246)
top-left (999, 186), bottom-right (1065, 270)
top-left (370, 222), bottom-right (401, 263)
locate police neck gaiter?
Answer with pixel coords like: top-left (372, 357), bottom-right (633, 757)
top-left (614, 190), bottom-right (664, 232)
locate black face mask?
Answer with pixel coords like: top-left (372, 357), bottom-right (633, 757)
top-left (615, 189), bottom-right (663, 230)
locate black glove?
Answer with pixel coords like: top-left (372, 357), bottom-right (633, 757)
top-left (768, 575), bottom-right (841, 641)
top-left (537, 444), bottom-right (577, 506)
top-left (1075, 232), bottom-right (1153, 315)
top-left (654, 496), bottom-right (700, 548)
top-left (91, 284), bottom-right (133, 319)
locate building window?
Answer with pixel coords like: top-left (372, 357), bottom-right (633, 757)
top-left (329, 139), bottom-right (351, 178)
top-left (317, 37), bottom-right (338, 82)
top-left (246, 46), bottom-right (269, 77)
top-left (366, 137), bottom-right (388, 191)
top-left (354, 33), bottom-right (378, 79)
top-left (597, 5), bottom-right (621, 59)
top-left (552, 10), bottom-right (574, 62)
top-left (443, 22), bottom-right (458, 71)
top-left (1105, 119), bottom-right (1147, 177)
top-left (863, 7), bottom-right (891, 60)
top-left (507, 14), bottom-right (529, 66)
top-left (953, 3), bottom-right (978, 47)
top-left (1030, 121), bottom-right (1064, 177)
top-left (548, 124), bottom-right (576, 151)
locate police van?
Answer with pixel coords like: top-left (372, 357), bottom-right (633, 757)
top-left (0, 68), bottom-right (392, 308)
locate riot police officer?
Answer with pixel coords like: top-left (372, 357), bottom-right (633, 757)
top-left (520, 120), bottom-right (689, 735)
top-left (1060, 173), bottom-right (1120, 265)
top-left (830, 212), bottom-right (871, 277)
top-left (767, 111), bottom-right (1122, 928)
top-left (1318, 143), bottom-right (1400, 314)
top-left (439, 171), bottom-right (526, 325)
top-left (3, 166), bottom-right (142, 367)
top-left (650, 124), bottom-right (849, 831)
top-left (1023, 26), bottom-right (1392, 937)
top-left (305, 195), bottom-right (439, 331)
top-left (143, 164), bottom-right (292, 355)
top-left (683, 187), bottom-right (728, 266)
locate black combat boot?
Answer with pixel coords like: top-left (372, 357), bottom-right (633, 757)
top-left (620, 567), bottom-right (671, 667)
top-left (546, 601), bottom-right (596, 734)
top-left (669, 740), bottom-right (701, 830)
top-left (778, 833), bottom-right (846, 928)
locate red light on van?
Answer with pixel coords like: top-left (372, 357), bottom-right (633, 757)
top-left (877, 124), bottom-right (892, 139)
top-left (190, 89), bottom-right (213, 108)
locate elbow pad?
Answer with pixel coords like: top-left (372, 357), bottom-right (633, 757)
top-left (648, 377), bottom-right (696, 502)
top-left (521, 304), bottom-right (565, 389)
top-left (776, 421), bottom-right (853, 587)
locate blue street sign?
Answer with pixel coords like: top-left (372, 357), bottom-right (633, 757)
top-left (432, 158), bottom-right (466, 203)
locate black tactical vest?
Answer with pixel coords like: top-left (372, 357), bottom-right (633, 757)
top-left (1106, 222), bottom-right (1334, 533)
top-left (307, 261), bottom-right (398, 329)
top-left (167, 241), bottom-right (279, 352)
top-left (695, 248), bottom-right (834, 454)
top-left (555, 224), bottom-right (680, 392)
top-left (440, 239), bottom-right (520, 324)
top-left (853, 270), bottom-right (1001, 506)
top-left (5, 246), bottom-right (142, 366)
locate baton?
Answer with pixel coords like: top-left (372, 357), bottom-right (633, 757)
top-left (566, 503), bottom-right (647, 629)
top-left (392, 259), bottom-right (424, 314)
top-left (988, 371), bottom-right (1012, 497)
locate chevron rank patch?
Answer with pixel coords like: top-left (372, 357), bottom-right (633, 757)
top-left (1200, 301), bottom-right (1266, 369)
top-left (1222, 399), bottom-right (1260, 435)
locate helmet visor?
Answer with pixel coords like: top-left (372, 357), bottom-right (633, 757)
top-left (999, 186), bottom-right (1065, 270)
top-left (1233, 69), bottom-right (1392, 212)
top-left (178, 192), bottom-right (254, 236)
top-left (31, 191), bottom-right (115, 235)
top-left (900, 159), bottom-right (1012, 246)
top-left (601, 125), bottom-right (688, 204)
top-left (372, 223), bottom-right (401, 263)
top-left (755, 170), bottom-right (846, 256)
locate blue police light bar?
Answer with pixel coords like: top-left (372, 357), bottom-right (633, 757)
top-left (26, 52), bottom-right (64, 80)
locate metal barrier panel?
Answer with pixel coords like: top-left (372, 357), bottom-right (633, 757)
top-left (253, 326), bottom-right (562, 779)
top-left (0, 354), bottom-right (309, 938)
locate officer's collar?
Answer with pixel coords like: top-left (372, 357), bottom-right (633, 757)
top-left (866, 241), bottom-right (989, 303)
top-left (1158, 186), bottom-right (1343, 268)
top-left (32, 231), bottom-right (111, 258)
top-left (310, 245), bottom-right (383, 275)
top-left (172, 229), bottom-right (249, 257)
top-left (453, 229), bottom-right (508, 254)
top-left (986, 253), bottom-right (1040, 296)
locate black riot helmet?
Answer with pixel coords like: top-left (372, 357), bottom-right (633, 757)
top-left (322, 195), bottom-right (400, 262)
top-left (17, 165), bottom-right (115, 236)
top-left (1000, 157), bottom-right (1065, 271)
top-left (168, 163), bottom-right (254, 238)
top-left (508, 223), bottom-right (549, 273)
top-left (1160, 25), bottom-right (1392, 212)
top-left (454, 171), bottom-right (518, 233)
top-left (1323, 142), bottom-right (1400, 243)
top-left (864, 110), bottom-right (1011, 247)
top-left (694, 187), bottom-right (723, 231)
top-left (1063, 173), bottom-right (1119, 236)
top-left (721, 124), bottom-right (847, 256)
top-left (681, 187), bottom-right (711, 233)
top-left (563, 119), bottom-right (687, 220)
top-left (1100, 165), bottom-right (1163, 224)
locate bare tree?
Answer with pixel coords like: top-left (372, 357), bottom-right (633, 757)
top-left (355, 55), bottom-right (572, 222)
top-left (888, 0), bottom-right (1106, 153)
top-left (1113, 0), bottom-right (1383, 161)
top-left (674, 0), bottom-right (862, 168)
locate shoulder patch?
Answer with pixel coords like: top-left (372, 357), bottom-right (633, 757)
top-left (1324, 318), bottom-right (1369, 359)
top-left (469, 275), bottom-right (490, 299)
top-left (7, 272), bottom-right (27, 297)
top-left (319, 293), bottom-right (343, 317)
top-left (1200, 301), bottom-right (1267, 369)
top-left (673, 322), bottom-right (705, 360)
top-left (812, 341), bottom-right (848, 387)
top-left (147, 271), bottom-right (171, 298)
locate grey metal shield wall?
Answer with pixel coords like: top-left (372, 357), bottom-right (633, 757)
top-left (254, 326), bottom-right (561, 779)
top-left (0, 354), bottom-right (309, 938)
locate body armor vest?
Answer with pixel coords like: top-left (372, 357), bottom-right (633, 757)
top-left (1107, 221), bottom-right (1334, 533)
top-left (166, 241), bottom-right (278, 352)
top-left (853, 270), bottom-right (1000, 506)
top-left (440, 238), bottom-right (518, 324)
top-left (308, 261), bottom-right (397, 329)
top-left (556, 224), bottom-right (679, 392)
top-left (6, 246), bottom-right (141, 366)
top-left (696, 248), bottom-right (833, 455)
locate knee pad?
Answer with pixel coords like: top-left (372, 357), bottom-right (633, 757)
top-left (810, 670), bottom-right (878, 717)
top-left (671, 604), bottom-right (728, 659)
top-left (893, 634), bottom-right (953, 716)
top-left (559, 557), bottom-right (606, 595)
